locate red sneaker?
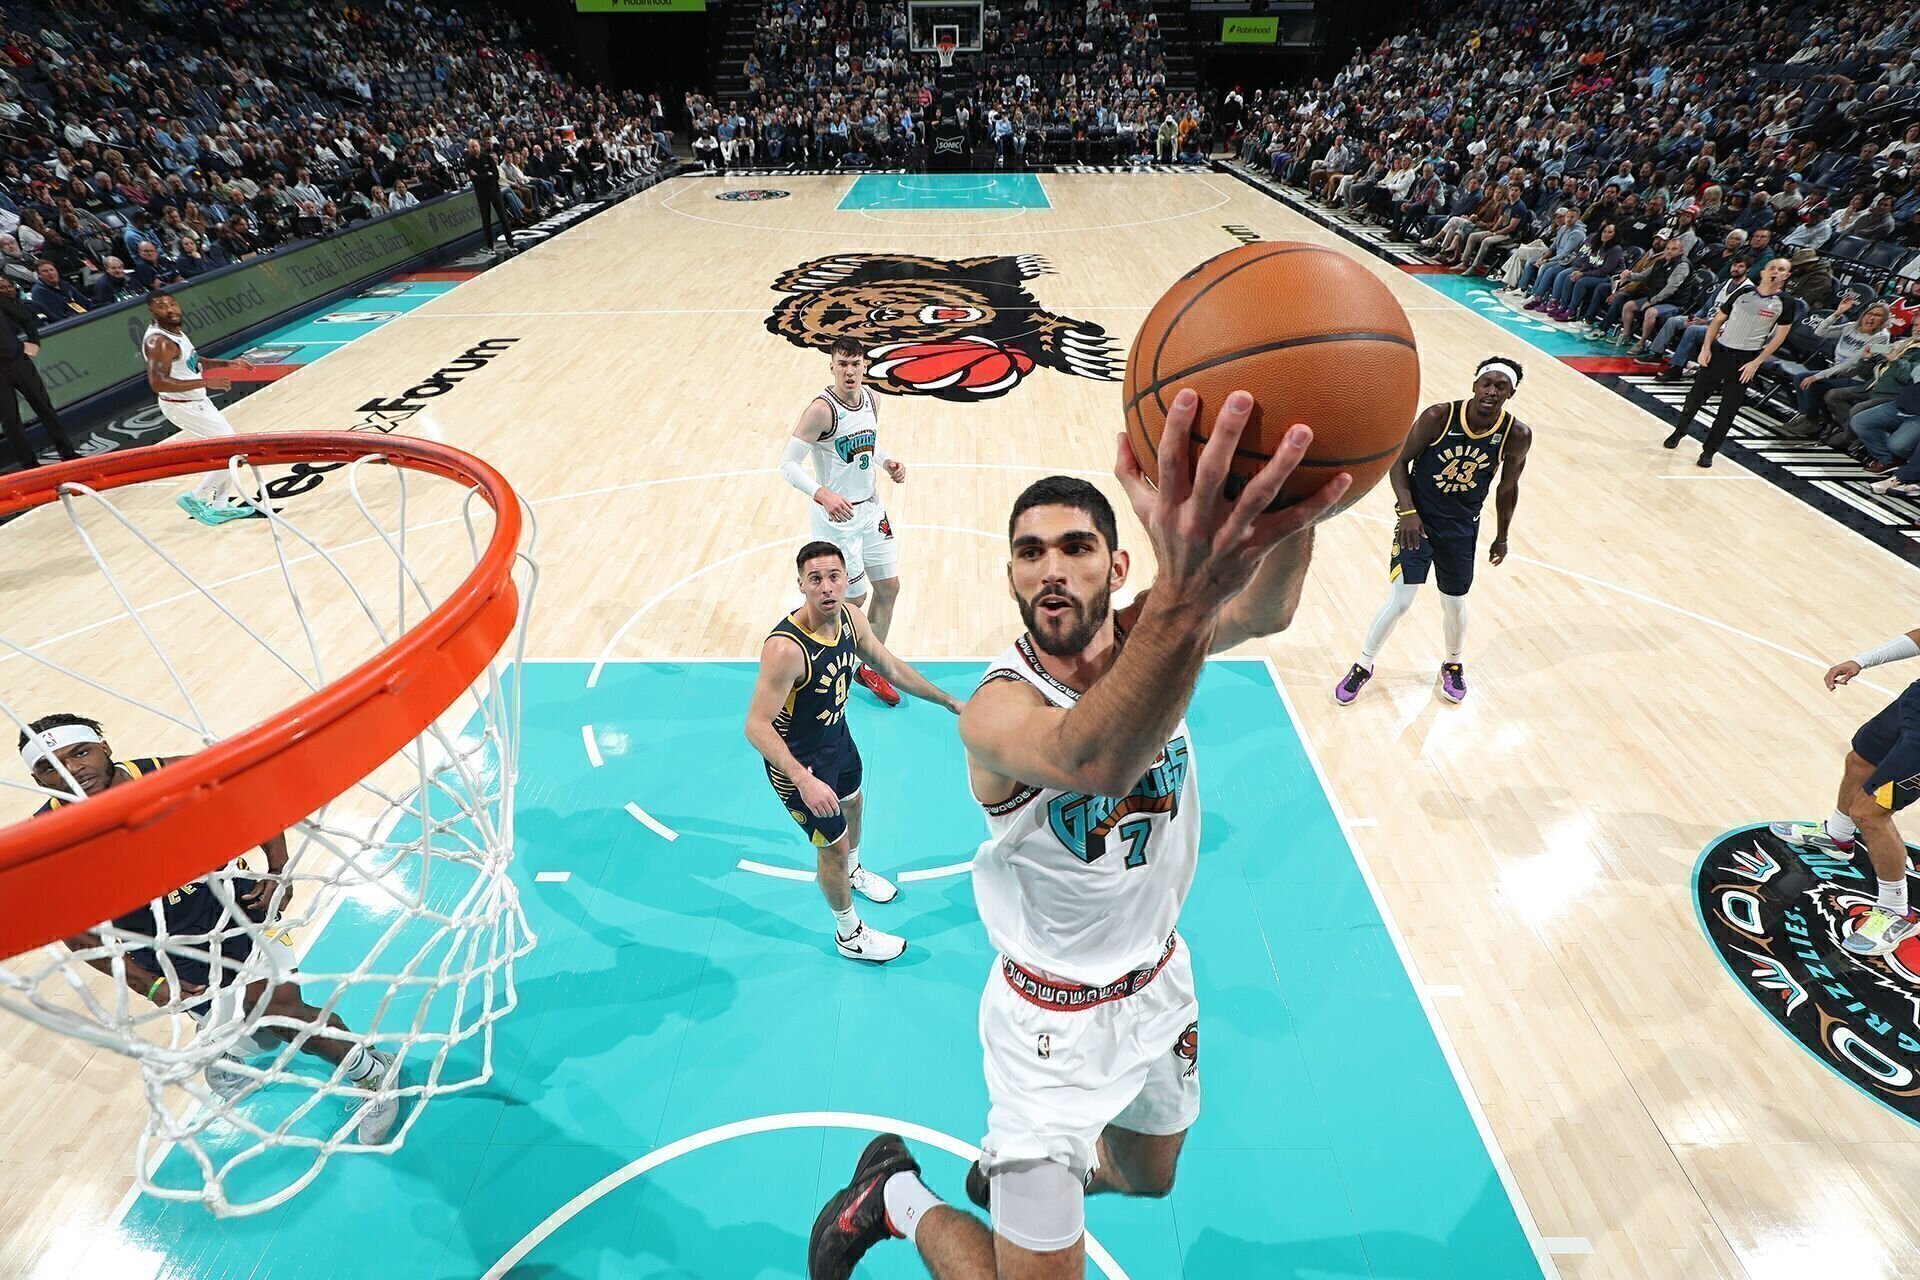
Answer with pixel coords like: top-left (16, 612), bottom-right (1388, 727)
top-left (856, 665), bottom-right (901, 707)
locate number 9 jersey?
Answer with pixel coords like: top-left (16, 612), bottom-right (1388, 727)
top-left (969, 633), bottom-right (1201, 986)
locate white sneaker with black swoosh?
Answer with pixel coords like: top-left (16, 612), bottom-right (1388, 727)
top-left (836, 923), bottom-right (906, 964)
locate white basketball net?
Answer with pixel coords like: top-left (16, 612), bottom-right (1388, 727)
top-left (0, 450), bottom-right (538, 1215)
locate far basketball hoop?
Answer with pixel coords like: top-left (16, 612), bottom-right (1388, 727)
top-left (936, 28), bottom-right (957, 69)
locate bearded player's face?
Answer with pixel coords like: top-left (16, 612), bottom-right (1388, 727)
top-left (1007, 505), bottom-right (1127, 658)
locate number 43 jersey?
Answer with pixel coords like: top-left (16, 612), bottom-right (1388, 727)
top-left (970, 633), bottom-right (1200, 986)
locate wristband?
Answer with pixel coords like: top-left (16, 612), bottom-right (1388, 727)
top-left (1852, 634), bottom-right (1920, 671)
top-left (148, 977), bottom-right (166, 1001)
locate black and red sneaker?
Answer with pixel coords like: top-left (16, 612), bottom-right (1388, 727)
top-left (855, 665), bottom-right (901, 707)
top-left (808, 1133), bottom-right (921, 1279)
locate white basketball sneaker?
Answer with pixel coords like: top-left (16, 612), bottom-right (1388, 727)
top-left (352, 1050), bottom-right (401, 1144)
top-left (850, 865), bottom-right (898, 904)
top-left (835, 923), bottom-right (907, 964)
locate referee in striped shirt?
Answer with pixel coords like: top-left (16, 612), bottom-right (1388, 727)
top-left (1662, 256), bottom-right (1803, 467)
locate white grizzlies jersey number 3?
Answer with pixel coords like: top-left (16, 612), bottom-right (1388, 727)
top-left (970, 634), bottom-right (1200, 986)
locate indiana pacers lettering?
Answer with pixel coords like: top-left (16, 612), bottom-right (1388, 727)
top-left (1411, 399), bottom-right (1508, 518)
top-left (1047, 737), bottom-right (1190, 866)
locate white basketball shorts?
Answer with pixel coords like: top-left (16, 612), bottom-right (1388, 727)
top-left (158, 395), bottom-right (237, 440)
top-left (977, 934), bottom-right (1201, 1182)
top-left (808, 499), bottom-right (897, 594)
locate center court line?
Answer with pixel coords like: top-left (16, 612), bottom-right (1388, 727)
top-left (479, 1110), bottom-right (1133, 1280)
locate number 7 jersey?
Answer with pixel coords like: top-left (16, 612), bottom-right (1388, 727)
top-left (970, 633), bottom-right (1200, 985)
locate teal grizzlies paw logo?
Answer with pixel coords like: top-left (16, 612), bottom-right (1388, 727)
top-left (766, 253), bottom-right (1120, 401)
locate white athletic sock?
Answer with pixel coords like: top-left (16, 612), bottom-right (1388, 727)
top-left (882, 1171), bottom-right (941, 1243)
top-left (1359, 582), bottom-right (1420, 666)
top-left (1826, 809), bottom-right (1858, 843)
top-left (342, 1044), bottom-right (379, 1082)
top-left (1441, 593), bottom-right (1468, 663)
top-left (1879, 878), bottom-right (1910, 915)
top-left (832, 903), bottom-right (861, 940)
top-left (190, 471), bottom-right (230, 505)
top-left (847, 845), bottom-right (862, 876)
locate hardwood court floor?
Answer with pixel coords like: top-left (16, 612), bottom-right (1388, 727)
top-left (3, 172), bottom-right (1918, 1278)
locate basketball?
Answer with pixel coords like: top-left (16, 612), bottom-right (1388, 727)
top-left (1122, 241), bottom-right (1421, 514)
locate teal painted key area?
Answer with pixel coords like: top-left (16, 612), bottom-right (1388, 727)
top-left (838, 174), bottom-right (1053, 211)
top-left (109, 660), bottom-right (1541, 1278)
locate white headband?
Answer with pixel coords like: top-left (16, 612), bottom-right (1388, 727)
top-left (20, 724), bottom-right (103, 769)
top-left (1480, 361), bottom-right (1522, 390)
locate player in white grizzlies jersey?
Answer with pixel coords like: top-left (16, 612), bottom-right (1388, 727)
top-left (143, 291), bottom-right (259, 527)
top-left (780, 337), bottom-right (909, 707)
top-left (810, 390), bottom-right (1352, 1279)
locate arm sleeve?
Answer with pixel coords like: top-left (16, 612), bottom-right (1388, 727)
top-left (780, 436), bottom-right (818, 497)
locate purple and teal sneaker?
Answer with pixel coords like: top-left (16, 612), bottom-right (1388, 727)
top-left (1438, 663), bottom-right (1467, 703)
top-left (1333, 663), bottom-right (1372, 706)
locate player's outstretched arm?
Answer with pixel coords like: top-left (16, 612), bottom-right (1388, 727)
top-left (1489, 422), bottom-right (1531, 566)
top-left (1827, 628), bottom-right (1920, 689)
top-left (845, 606), bottom-right (959, 712)
top-left (966, 391), bottom-right (1348, 798)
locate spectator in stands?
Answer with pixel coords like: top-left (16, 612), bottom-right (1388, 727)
top-left (27, 260), bottom-right (88, 325)
top-left (1785, 248), bottom-right (1838, 309)
top-left (1851, 378), bottom-right (1920, 473)
top-left (129, 240), bottom-right (183, 291)
top-left (1458, 186), bottom-right (1535, 276)
top-left (174, 234), bottom-right (217, 280)
top-left (1776, 298), bottom-right (1895, 435)
top-left (1852, 193), bottom-right (1899, 243)
top-left (1533, 222), bottom-right (1628, 321)
top-left (1866, 384), bottom-right (1920, 498)
top-left (1604, 237), bottom-right (1693, 343)
top-left (84, 257), bottom-right (139, 309)
top-left (1826, 340), bottom-right (1920, 449)
top-left (0, 235), bottom-right (35, 288)
top-left (1504, 206), bottom-right (1590, 293)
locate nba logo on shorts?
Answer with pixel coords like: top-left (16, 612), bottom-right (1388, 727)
top-left (1037, 1034), bottom-right (1051, 1059)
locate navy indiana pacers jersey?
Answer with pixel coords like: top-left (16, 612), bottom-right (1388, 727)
top-left (39, 757), bottom-right (262, 959)
top-left (1411, 399), bottom-right (1511, 527)
top-left (768, 605), bottom-right (859, 757)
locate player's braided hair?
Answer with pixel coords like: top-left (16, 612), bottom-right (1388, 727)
top-left (18, 713), bottom-right (104, 752)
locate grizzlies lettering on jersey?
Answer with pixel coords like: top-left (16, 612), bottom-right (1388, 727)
top-left (768, 605), bottom-right (858, 757)
top-left (808, 385), bottom-right (880, 504)
top-left (1411, 399), bottom-right (1509, 527)
top-left (972, 634), bottom-right (1202, 985)
top-left (1047, 737), bottom-right (1191, 867)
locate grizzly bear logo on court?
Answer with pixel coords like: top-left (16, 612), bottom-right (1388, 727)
top-left (766, 253), bottom-right (1121, 401)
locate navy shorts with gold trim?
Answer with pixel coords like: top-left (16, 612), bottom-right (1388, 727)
top-left (1855, 680), bottom-right (1920, 812)
top-left (767, 733), bottom-right (863, 846)
top-left (1390, 520), bottom-right (1478, 597)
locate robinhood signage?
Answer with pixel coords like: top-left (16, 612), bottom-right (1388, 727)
top-left (1221, 17), bottom-right (1279, 42)
top-left (34, 195), bottom-right (482, 414)
top-left (575, 0), bottom-right (706, 10)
